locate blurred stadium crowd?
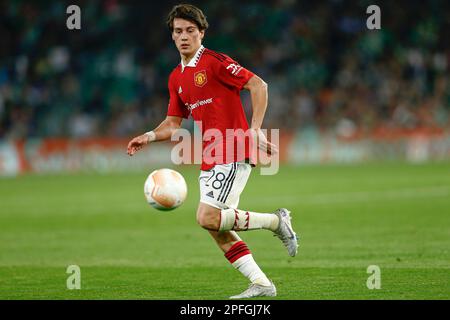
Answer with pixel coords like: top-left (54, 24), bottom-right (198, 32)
top-left (0, 0), bottom-right (449, 139)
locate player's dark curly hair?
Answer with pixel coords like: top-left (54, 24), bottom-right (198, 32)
top-left (167, 4), bottom-right (209, 32)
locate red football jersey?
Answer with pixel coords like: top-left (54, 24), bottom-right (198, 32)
top-left (167, 45), bottom-right (255, 171)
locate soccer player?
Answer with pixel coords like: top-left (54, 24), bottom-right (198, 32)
top-left (127, 4), bottom-right (299, 299)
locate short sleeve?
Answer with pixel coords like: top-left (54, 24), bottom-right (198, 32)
top-left (167, 75), bottom-right (189, 119)
top-left (213, 55), bottom-right (254, 90)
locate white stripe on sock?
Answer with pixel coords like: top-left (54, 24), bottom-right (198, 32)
top-left (232, 254), bottom-right (271, 286)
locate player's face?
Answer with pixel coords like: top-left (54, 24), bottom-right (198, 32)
top-left (172, 18), bottom-right (204, 58)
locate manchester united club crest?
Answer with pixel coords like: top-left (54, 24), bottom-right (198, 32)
top-left (194, 70), bottom-right (207, 87)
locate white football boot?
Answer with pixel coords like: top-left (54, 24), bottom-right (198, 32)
top-left (273, 208), bottom-right (299, 257)
top-left (229, 282), bottom-right (277, 299)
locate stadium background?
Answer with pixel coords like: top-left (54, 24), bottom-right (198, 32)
top-left (0, 0), bottom-right (449, 300)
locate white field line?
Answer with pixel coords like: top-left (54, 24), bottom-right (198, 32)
top-left (248, 186), bottom-right (450, 205)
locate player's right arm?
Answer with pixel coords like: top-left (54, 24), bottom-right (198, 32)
top-left (127, 72), bottom-right (188, 156)
top-left (127, 116), bottom-right (182, 156)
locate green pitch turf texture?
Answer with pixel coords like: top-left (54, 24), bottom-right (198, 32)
top-left (0, 162), bottom-right (449, 300)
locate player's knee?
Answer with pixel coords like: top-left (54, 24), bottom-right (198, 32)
top-left (196, 208), bottom-right (219, 230)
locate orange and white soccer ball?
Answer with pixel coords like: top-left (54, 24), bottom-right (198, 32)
top-left (144, 168), bottom-right (187, 211)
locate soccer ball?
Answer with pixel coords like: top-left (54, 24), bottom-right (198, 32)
top-left (144, 168), bottom-right (187, 211)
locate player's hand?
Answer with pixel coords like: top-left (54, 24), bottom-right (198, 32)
top-left (127, 134), bottom-right (149, 156)
top-left (250, 128), bottom-right (278, 156)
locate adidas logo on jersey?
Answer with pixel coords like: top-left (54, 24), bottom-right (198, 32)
top-left (178, 86), bottom-right (182, 94)
top-left (206, 191), bottom-right (214, 198)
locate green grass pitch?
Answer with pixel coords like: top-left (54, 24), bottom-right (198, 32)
top-left (0, 162), bottom-right (449, 299)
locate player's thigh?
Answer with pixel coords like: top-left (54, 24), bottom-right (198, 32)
top-left (225, 163), bottom-right (252, 208)
top-left (198, 162), bottom-right (251, 210)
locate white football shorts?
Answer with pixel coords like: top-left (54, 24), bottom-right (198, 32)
top-left (199, 162), bottom-right (252, 210)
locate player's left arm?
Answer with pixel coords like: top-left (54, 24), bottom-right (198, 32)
top-left (243, 75), bottom-right (278, 155)
top-left (243, 75), bottom-right (267, 130)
